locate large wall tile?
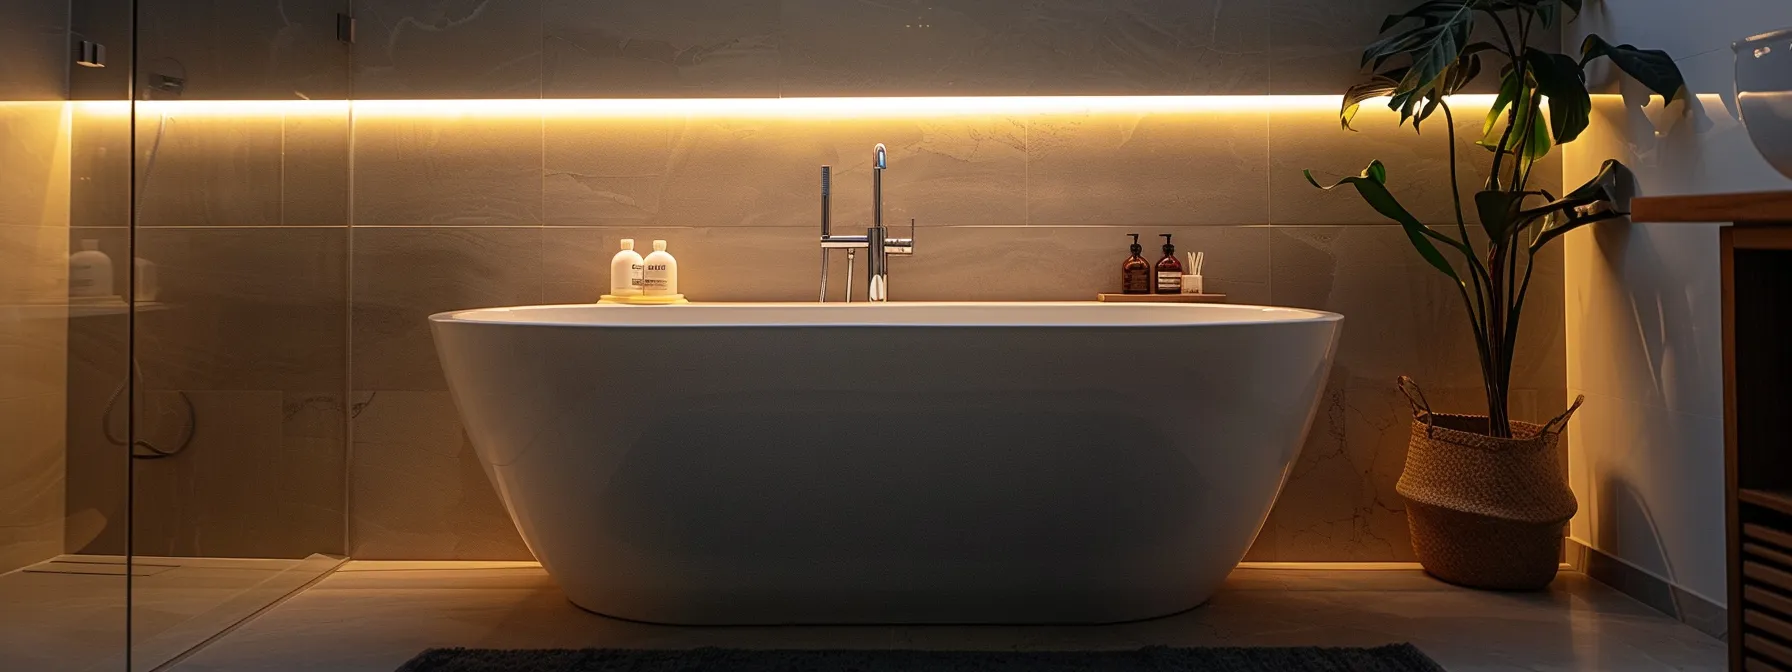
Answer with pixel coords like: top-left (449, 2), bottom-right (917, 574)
top-left (542, 0), bottom-right (779, 98)
top-left (136, 115), bottom-right (284, 228)
top-left (354, 112), bottom-right (544, 225)
top-left (0, 394), bottom-right (65, 573)
top-left (70, 109), bottom-right (132, 230)
top-left (0, 226), bottom-right (69, 306)
top-left (1260, 225), bottom-right (1565, 561)
top-left (543, 114), bottom-right (1025, 227)
top-left (354, 0), bottom-right (543, 98)
top-left (137, 0), bottom-right (351, 100)
top-left (0, 308), bottom-right (69, 403)
top-left (283, 107), bottom-right (353, 226)
top-left (134, 228), bottom-right (348, 392)
top-left (781, 0), bottom-right (1267, 96)
top-left (0, 0), bottom-right (68, 100)
top-left (349, 390), bottom-right (530, 560)
top-left (60, 284), bottom-right (132, 556)
top-left (352, 227), bottom-right (542, 391)
top-left (130, 390), bottom-right (343, 558)
top-left (0, 102), bottom-right (71, 230)
top-left (1270, 226), bottom-right (1563, 399)
top-left (1027, 111), bottom-right (1268, 226)
top-left (890, 225), bottom-right (1270, 303)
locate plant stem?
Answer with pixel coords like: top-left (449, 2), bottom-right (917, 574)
top-left (1442, 101), bottom-right (1493, 343)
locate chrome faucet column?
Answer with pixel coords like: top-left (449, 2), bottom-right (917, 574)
top-left (818, 143), bottom-right (914, 302)
top-left (866, 144), bottom-right (889, 301)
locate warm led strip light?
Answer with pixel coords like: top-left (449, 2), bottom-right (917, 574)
top-left (51, 94), bottom-right (1507, 119)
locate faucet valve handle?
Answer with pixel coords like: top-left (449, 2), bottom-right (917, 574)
top-left (885, 218), bottom-right (915, 255)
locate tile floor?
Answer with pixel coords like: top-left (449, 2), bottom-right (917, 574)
top-left (162, 562), bottom-right (1725, 672)
top-left (0, 554), bottom-right (340, 672)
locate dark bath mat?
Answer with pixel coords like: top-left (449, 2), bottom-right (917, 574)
top-left (396, 644), bottom-right (1447, 671)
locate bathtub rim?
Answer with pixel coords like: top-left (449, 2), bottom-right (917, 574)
top-left (430, 302), bottom-right (1344, 329)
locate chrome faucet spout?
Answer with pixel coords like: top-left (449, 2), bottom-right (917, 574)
top-left (818, 144), bottom-right (911, 302)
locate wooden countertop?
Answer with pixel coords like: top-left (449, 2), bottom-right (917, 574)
top-left (1630, 190), bottom-right (1792, 224)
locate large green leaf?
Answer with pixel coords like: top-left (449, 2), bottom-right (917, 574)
top-left (1580, 35), bottom-right (1686, 103)
top-left (1481, 68), bottom-right (1521, 138)
top-left (1340, 70), bottom-right (1406, 131)
top-left (1359, 1), bottom-right (1479, 124)
top-left (1305, 162), bottom-right (1463, 284)
top-left (1526, 159), bottom-right (1635, 251)
top-left (1525, 48), bottom-right (1592, 144)
top-left (1477, 79), bottom-right (1553, 169)
top-left (1475, 190), bottom-right (1524, 243)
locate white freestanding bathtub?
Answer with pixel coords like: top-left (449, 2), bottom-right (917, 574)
top-left (430, 302), bottom-right (1342, 625)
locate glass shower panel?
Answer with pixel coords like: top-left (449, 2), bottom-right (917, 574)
top-left (125, 1), bottom-right (352, 668)
top-left (0, 0), bottom-right (134, 669)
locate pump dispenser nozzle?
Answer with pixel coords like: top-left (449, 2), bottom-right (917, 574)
top-left (1154, 234), bottom-right (1184, 294)
top-left (1121, 233), bottom-right (1151, 294)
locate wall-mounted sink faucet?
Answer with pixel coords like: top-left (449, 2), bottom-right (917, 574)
top-left (819, 143), bottom-right (914, 302)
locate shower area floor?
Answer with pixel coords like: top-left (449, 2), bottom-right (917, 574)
top-left (0, 554), bottom-right (340, 672)
top-left (151, 562), bottom-right (1722, 672)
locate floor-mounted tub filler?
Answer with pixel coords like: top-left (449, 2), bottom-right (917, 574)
top-left (430, 302), bottom-right (1343, 625)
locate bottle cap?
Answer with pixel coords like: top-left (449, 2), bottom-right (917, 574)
top-left (652, 240), bottom-right (667, 252)
top-left (620, 238), bottom-right (634, 250)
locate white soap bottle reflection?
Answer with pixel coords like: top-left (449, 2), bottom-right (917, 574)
top-left (641, 240), bottom-right (678, 296)
top-left (69, 239), bottom-right (114, 301)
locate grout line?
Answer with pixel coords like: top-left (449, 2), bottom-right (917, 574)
top-left (147, 556), bottom-right (351, 672)
top-left (343, 95), bottom-right (358, 559)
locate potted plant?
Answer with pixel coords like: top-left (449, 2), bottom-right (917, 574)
top-left (1306, 0), bottom-right (1685, 590)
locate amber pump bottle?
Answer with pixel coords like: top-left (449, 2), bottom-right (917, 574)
top-left (1155, 234), bottom-right (1183, 294)
top-left (1121, 234), bottom-right (1152, 294)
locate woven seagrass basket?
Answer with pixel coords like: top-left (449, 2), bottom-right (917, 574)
top-left (1394, 376), bottom-right (1583, 591)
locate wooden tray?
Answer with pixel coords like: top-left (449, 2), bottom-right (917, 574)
top-left (1097, 293), bottom-right (1227, 303)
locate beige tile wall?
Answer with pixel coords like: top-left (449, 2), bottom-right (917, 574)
top-left (0, 101), bottom-right (71, 573)
top-left (104, 0), bottom-right (1569, 563)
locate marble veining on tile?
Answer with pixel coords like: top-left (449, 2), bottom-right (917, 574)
top-left (355, 0), bottom-right (545, 98)
top-left (543, 0), bottom-right (779, 97)
top-left (543, 115), bottom-right (1026, 227)
top-left (780, 0), bottom-right (1268, 96)
top-left (135, 0), bottom-right (351, 100)
top-left (351, 227), bottom-right (542, 391)
top-left (354, 113), bottom-right (546, 226)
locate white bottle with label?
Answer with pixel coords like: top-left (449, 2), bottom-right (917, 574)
top-left (609, 239), bottom-right (645, 297)
top-left (641, 240), bottom-right (678, 296)
top-left (69, 239), bottom-right (115, 301)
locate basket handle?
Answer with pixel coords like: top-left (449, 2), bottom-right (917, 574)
top-left (1540, 395), bottom-right (1587, 436)
top-left (1395, 376), bottom-right (1434, 430)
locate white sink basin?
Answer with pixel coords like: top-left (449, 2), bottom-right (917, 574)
top-left (1736, 28), bottom-right (1792, 181)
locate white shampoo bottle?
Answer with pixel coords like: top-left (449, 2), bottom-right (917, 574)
top-left (69, 239), bottom-right (114, 300)
top-left (641, 240), bottom-right (678, 296)
top-left (610, 238), bottom-right (644, 297)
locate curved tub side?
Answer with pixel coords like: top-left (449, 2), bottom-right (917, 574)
top-left (434, 316), bottom-right (1341, 624)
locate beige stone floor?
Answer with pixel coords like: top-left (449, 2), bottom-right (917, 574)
top-left (0, 554), bottom-right (340, 672)
top-left (162, 562), bottom-right (1724, 672)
